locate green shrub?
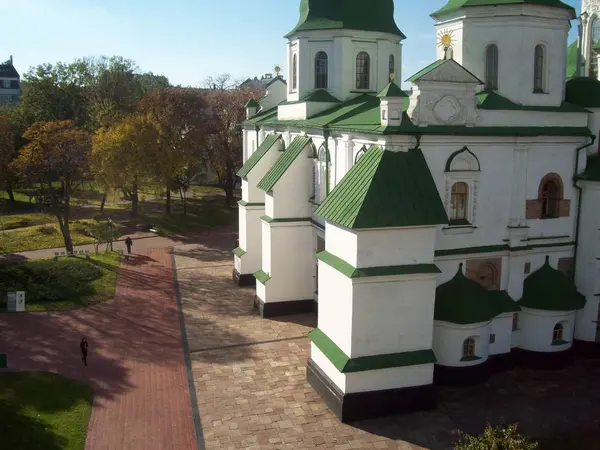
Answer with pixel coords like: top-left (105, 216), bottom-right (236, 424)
top-left (0, 259), bottom-right (104, 304)
top-left (454, 423), bottom-right (538, 450)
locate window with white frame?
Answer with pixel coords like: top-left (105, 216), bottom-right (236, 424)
top-left (315, 52), bottom-right (328, 89)
top-left (485, 44), bottom-right (499, 90)
top-left (533, 44), bottom-right (545, 93)
top-left (462, 337), bottom-right (476, 358)
top-left (292, 54), bottom-right (298, 91)
top-left (444, 147), bottom-right (480, 227)
top-left (356, 52), bottom-right (370, 90)
top-left (552, 323), bottom-right (564, 342)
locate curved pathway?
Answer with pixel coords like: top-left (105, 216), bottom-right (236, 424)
top-left (0, 247), bottom-right (197, 450)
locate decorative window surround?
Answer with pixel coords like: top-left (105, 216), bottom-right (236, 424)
top-left (444, 147), bottom-right (481, 233)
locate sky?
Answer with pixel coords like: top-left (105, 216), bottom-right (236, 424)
top-left (2, 0), bottom-right (581, 89)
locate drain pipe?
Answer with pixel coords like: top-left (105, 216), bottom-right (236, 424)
top-left (324, 130), bottom-right (331, 195)
top-left (572, 134), bottom-right (596, 282)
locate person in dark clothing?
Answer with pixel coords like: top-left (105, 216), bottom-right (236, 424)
top-left (80, 338), bottom-right (89, 366)
top-left (125, 237), bottom-right (133, 254)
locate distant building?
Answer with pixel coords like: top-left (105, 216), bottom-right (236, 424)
top-left (0, 56), bottom-right (20, 106)
top-left (239, 73), bottom-right (285, 91)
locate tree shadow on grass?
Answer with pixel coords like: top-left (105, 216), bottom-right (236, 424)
top-left (0, 401), bottom-right (68, 450)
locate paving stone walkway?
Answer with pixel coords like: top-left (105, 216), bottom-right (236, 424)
top-left (175, 231), bottom-right (600, 450)
top-left (0, 248), bottom-right (197, 450)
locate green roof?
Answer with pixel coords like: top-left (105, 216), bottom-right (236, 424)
top-left (431, 0), bottom-right (575, 19)
top-left (566, 40), bottom-right (579, 79)
top-left (519, 256), bottom-right (586, 311)
top-left (245, 93), bottom-right (592, 137)
top-left (244, 98), bottom-right (259, 108)
top-left (257, 135), bottom-right (312, 192)
top-left (580, 154), bottom-right (600, 182)
top-left (237, 133), bottom-right (282, 178)
top-left (377, 81), bottom-right (408, 98)
top-left (287, 0), bottom-right (406, 38)
top-left (281, 89), bottom-right (340, 105)
top-left (476, 90), bottom-right (589, 112)
top-left (565, 77), bottom-right (600, 108)
top-left (489, 290), bottom-right (521, 314)
top-left (315, 146), bottom-right (448, 229)
top-left (406, 58), bottom-right (482, 84)
top-left (435, 264), bottom-right (503, 324)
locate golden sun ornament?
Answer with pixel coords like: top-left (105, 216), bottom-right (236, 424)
top-left (437, 29), bottom-right (454, 50)
top-left (274, 65), bottom-right (282, 75)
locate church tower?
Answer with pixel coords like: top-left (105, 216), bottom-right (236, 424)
top-left (431, 0), bottom-right (575, 107)
top-left (283, 0), bottom-right (405, 106)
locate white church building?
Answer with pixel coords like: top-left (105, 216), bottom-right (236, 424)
top-left (233, 0), bottom-right (600, 422)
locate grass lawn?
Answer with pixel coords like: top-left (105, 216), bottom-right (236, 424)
top-left (0, 221), bottom-right (96, 254)
top-left (0, 372), bottom-right (93, 450)
top-left (0, 252), bottom-right (121, 311)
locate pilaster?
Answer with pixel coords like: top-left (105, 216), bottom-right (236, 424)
top-left (308, 222), bottom-right (440, 422)
top-left (508, 144), bottom-right (529, 228)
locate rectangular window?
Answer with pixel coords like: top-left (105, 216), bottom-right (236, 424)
top-left (512, 313), bottom-right (519, 331)
top-left (3, 80), bottom-right (10, 89)
top-left (489, 334), bottom-right (496, 344)
top-left (524, 262), bottom-right (531, 274)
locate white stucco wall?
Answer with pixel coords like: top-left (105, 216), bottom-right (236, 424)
top-left (519, 307), bottom-right (575, 352)
top-left (433, 321), bottom-right (491, 366)
top-left (575, 181), bottom-right (600, 342)
top-left (237, 204), bottom-right (264, 275)
top-left (490, 314), bottom-right (513, 355)
top-left (350, 276), bottom-right (437, 358)
top-left (259, 221), bottom-right (315, 303)
top-left (317, 262), bottom-right (354, 354)
top-left (242, 136), bottom-right (285, 204)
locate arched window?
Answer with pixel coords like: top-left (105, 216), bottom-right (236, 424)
top-left (533, 45), bottom-right (545, 93)
top-left (552, 323), bottom-right (564, 342)
top-left (315, 52), bottom-right (328, 89)
top-left (477, 262), bottom-right (499, 290)
top-left (485, 44), bottom-right (499, 90)
top-left (462, 337), bottom-right (476, 358)
top-left (292, 54), bottom-right (298, 91)
top-left (450, 182), bottom-right (469, 221)
top-left (388, 54), bottom-right (395, 82)
top-left (592, 18), bottom-right (600, 78)
top-left (541, 180), bottom-right (560, 218)
top-left (356, 52), bottom-right (370, 90)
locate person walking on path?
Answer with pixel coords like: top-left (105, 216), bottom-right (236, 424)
top-left (80, 338), bottom-right (89, 366)
top-left (125, 237), bottom-right (133, 254)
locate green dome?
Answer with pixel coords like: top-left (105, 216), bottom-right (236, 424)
top-left (286, 0), bottom-right (405, 38)
top-left (565, 77), bottom-right (600, 108)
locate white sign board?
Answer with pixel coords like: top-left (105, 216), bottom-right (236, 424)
top-left (6, 291), bottom-right (25, 312)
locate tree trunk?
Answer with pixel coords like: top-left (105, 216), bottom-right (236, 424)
top-left (131, 182), bottom-right (139, 217)
top-left (56, 183), bottom-right (74, 254)
top-left (224, 157), bottom-right (235, 208)
top-left (179, 185), bottom-right (187, 216)
top-left (165, 189), bottom-right (171, 216)
top-left (6, 187), bottom-right (14, 202)
top-left (99, 193), bottom-right (107, 215)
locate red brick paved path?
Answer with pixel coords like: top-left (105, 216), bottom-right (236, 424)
top-left (0, 248), bottom-right (197, 450)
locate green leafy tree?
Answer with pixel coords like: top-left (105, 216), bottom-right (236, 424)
top-left (454, 423), bottom-right (538, 450)
top-left (137, 88), bottom-right (210, 215)
top-left (92, 114), bottom-right (159, 216)
top-left (11, 120), bottom-right (92, 253)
